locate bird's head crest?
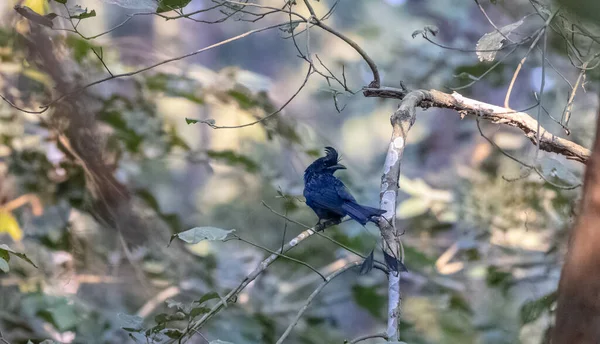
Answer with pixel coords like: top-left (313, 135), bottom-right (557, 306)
top-left (323, 146), bottom-right (339, 164)
top-left (304, 146), bottom-right (346, 175)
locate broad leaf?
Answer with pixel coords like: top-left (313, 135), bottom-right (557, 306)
top-left (70, 8), bottom-right (96, 20)
top-left (396, 197), bottom-right (430, 219)
top-left (118, 313), bottom-right (144, 331)
top-left (520, 291), bottom-right (557, 325)
top-left (0, 257), bottom-right (9, 273)
top-left (0, 244), bottom-right (37, 268)
top-left (157, 0), bottom-right (192, 13)
top-left (0, 210), bottom-right (23, 241)
top-left (169, 227), bottom-right (234, 245)
top-left (197, 291), bottom-right (221, 305)
top-left (476, 19), bottom-right (523, 62)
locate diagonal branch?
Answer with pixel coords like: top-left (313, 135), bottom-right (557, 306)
top-left (275, 260), bottom-right (362, 344)
top-left (175, 218), bottom-right (341, 343)
top-left (364, 87), bottom-right (591, 164)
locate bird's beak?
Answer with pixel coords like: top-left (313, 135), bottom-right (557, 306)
top-left (327, 164), bottom-right (347, 171)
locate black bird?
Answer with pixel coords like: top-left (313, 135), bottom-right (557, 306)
top-left (303, 147), bottom-right (386, 227)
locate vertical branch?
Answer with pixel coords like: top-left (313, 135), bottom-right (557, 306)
top-left (378, 90), bottom-right (430, 341)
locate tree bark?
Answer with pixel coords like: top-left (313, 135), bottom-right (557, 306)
top-left (553, 101), bottom-right (600, 343)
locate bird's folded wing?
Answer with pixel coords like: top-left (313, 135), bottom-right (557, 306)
top-left (335, 182), bottom-right (358, 202)
top-left (310, 187), bottom-right (346, 215)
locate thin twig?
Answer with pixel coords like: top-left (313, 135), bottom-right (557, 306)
top-left (176, 219), bottom-right (340, 343)
top-left (233, 235), bottom-right (326, 280)
top-left (345, 332), bottom-right (388, 344)
top-left (275, 261), bottom-right (362, 344)
top-left (504, 9), bottom-right (559, 109)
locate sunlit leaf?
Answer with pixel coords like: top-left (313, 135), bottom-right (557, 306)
top-left (396, 197), bottom-right (430, 219)
top-left (23, 0), bottom-right (49, 14)
top-left (0, 210), bottom-right (23, 241)
top-left (476, 19), bottom-right (523, 62)
top-left (197, 291), bottom-right (221, 305)
top-left (0, 257), bottom-right (8, 273)
top-left (210, 340), bottom-right (235, 344)
top-left (207, 150), bottom-right (259, 173)
top-left (169, 227), bottom-right (234, 245)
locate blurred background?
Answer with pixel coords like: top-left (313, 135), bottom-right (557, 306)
top-left (0, 0), bottom-right (596, 343)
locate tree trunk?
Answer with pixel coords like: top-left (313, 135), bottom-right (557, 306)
top-left (553, 101), bottom-right (600, 343)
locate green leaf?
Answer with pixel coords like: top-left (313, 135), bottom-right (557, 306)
top-left (157, 0), bottom-right (192, 13)
top-left (185, 118), bottom-right (215, 126)
top-left (476, 19), bottom-right (523, 62)
top-left (154, 313), bottom-right (169, 324)
top-left (70, 8), bottom-right (96, 20)
top-left (0, 257), bottom-right (9, 273)
top-left (0, 244), bottom-right (37, 268)
top-left (118, 313), bottom-right (144, 331)
top-left (448, 294), bottom-right (473, 314)
top-left (351, 285), bottom-right (385, 319)
top-left (46, 303), bottom-right (78, 331)
top-left (190, 306), bottom-right (210, 318)
top-left (207, 150), bottom-right (259, 173)
top-left (486, 266), bottom-right (513, 291)
top-left (0, 248), bottom-right (9, 262)
top-left (520, 291), bottom-right (557, 325)
top-left (396, 197), bottom-right (430, 219)
top-left (169, 227), bottom-right (234, 245)
top-left (54, 0), bottom-right (67, 3)
top-left (197, 291), bottom-right (221, 305)
top-left (66, 36), bottom-right (99, 62)
top-left (228, 90), bottom-right (257, 110)
top-left (165, 329), bottom-right (184, 339)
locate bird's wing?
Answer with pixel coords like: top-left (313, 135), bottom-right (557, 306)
top-left (334, 179), bottom-right (358, 203)
top-left (309, 186), bottom-right (346, 215)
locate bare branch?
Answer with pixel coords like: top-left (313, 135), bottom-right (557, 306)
top-left (301, 0), bottom-right (380, 87)
top-left (363, 87), bottom-right (590, 164)
top-left (176, 218), bottom-right (342, 343)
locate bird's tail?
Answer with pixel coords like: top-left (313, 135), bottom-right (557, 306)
top-left (342, 202), bottom-right (386, 225)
